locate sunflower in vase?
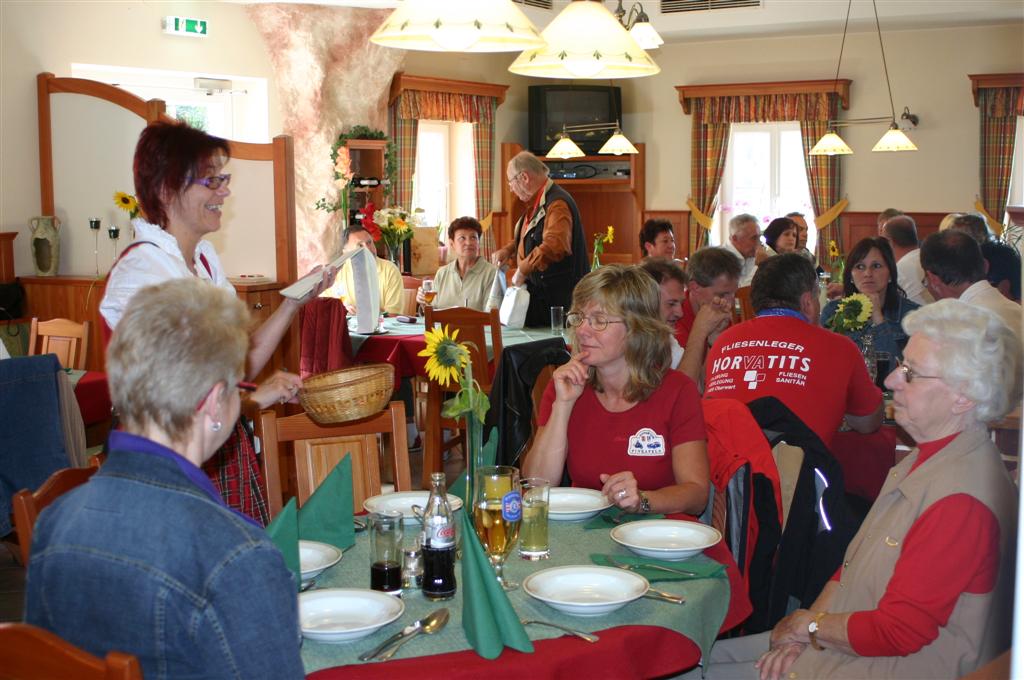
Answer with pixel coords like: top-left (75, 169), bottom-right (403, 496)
top-left (591, 225), bottom-right (614, 271)
top-left (828, 293), bottom-right (873, 333)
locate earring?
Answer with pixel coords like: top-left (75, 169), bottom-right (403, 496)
top-left (211, 421), bottom-right (223, 432)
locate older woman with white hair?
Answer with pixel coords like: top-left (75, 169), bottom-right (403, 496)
top-left (26, 279), bottom-right (303, 679)
top-left (698, 299), bottom-right (1020, 680)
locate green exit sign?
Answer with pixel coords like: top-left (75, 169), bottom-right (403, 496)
top-left (164, 16), bottom-right (208, 37)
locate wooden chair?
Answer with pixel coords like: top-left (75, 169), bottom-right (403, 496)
top-left (734, 287), bottom-right (754, 323)
top-left (12, 466), bottom-right (97, 566)
top-left (421, 305), bottom-right (502, 487)
top-left (0, 623), bottom-right (142, 680)
top-left (28, 318), bottom-right (90, 370)
top-left (257, 401), bottom-right (412, 514)
top-left (401, 275), bottom-right (421, 317)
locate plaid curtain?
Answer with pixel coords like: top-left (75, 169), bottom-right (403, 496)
top-left (695, 92), bottom-right (833, 124)
top-left (472, 98), bottom-right (497, 257)
top-left (800, 93), bottom-right (842, 266)
top-left (978, 87), bottom-right (1024, 235)
top-left (690, 99), bottom-right (730, 253)
top-left (389, 102), bottom-right (418, 210)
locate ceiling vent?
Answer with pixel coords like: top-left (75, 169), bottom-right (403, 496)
top-left (662, 0), bottom-right (761, 13)
top-left (513, 0), bottom-right (553, 9)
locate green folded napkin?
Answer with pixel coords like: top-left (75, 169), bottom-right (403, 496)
top-left (266, 497), bottom-right (300, 585)
top-left (459, 509), bottom-right (533, 659)
top-left (590, 553), bottom-right (726, 581)
top-left (583, 508), bottom-right (665, 530)
top-left (297, 454), bottom-right (355, 550)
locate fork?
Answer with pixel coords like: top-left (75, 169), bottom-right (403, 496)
top-left (606, 555), bottom-right (698, 578)
top-left (520, 618), bottom-right (599, 643)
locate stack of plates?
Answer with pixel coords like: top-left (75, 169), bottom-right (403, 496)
top-left (299, 589), bottom-right (405, 643)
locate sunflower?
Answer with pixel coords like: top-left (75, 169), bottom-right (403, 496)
top-left (604, 225), bottom-right (614, 244)
top-left (418, 325), bottom-right (469, 388)
top-left (113, 191), bottom-right (139, 218)
top-left (828, 239), bottom-right (841, 260)
top-left (848, 293), bottom-right (873, 324)
top-left (830, 293), bottom-right (874, 333)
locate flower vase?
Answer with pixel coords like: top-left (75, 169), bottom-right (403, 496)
top-left (591, 252), bottom-right (601, 271)
top-left (386, 242), bottom-right (401, 268)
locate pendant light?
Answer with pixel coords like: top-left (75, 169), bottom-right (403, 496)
top-left (809, 0), bottom-right (919, 156)
top-left (508, 0), bottom-right (659, 80)
top-left (369, 0), bottom-right (544, 53)
top-left (547, 131), bottom-right (586, 159)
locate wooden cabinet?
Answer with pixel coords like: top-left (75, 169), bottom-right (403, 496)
top-left (22, 276), bottom-right (298, 380)
top-left (345, 138), bottom-right (388, 214)
top-left (499, 142), bottom-right (646, 264)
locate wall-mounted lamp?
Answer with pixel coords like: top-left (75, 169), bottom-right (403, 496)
top-left (613, 0), bottom-right (664, 49)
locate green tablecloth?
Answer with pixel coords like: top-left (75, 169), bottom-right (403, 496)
top-left (300, 516), bottom-right (729, 674)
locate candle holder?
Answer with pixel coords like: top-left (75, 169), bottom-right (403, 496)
top-left (89, 218), bottom-right (101, 230)
top-left (108, 225), bottom-right (120, 240)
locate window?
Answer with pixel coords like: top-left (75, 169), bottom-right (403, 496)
top-left (712, 121), bottom-right (816, 252)
top-left (71, 63), bottom-right (269, 143)
top-left (411, 120), bottom-right (477, 236)
top-left (1006, 116), bottom-right (1024, 218)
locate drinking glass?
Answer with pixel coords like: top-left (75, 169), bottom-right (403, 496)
top-left (473, 465), bottom-right (522, 590)
top-left (518, 477), bottom-right (550, 560)
top-left (421, 279), bottom-right (436, 307)
top-left (550, 306), bottom-right (565, 335)
top-left (369, 510), bottom-right (403, 595)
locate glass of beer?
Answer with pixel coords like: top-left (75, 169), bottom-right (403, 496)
top-left (473, 465), bottom-right (522, 590)
top-left (421, 279), bottom-right (436, 306)
top-left (519, 477), bottom-right (550, 560)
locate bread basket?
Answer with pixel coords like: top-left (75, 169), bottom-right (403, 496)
top-left (299, 364), bottom-right (395, 424)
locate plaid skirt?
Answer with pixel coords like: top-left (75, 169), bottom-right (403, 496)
top-left (202, 419), bottom-right (270, 526)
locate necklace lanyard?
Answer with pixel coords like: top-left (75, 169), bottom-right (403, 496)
top-left (755, 307), bottom-right (807, 322)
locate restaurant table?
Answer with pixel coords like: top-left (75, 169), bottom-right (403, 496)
top-left (303, 516), bottom-right (751, 679)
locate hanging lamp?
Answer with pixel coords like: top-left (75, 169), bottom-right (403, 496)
top-left (369, 0), bottom-right (544, 53)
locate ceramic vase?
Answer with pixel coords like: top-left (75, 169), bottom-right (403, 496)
top-left (29, 216), bottom-right (61, 276)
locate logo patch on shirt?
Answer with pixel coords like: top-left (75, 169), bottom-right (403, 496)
top-left (627, 428), bottom-right (666, 457)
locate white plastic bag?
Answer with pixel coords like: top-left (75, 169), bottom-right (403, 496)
top-left (499, 286), bottom-right (530, 329)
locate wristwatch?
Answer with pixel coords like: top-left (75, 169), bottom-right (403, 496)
top-left (638, 491), bottom-right (651, 514)
top-left (808, 612), bottom-right (827, 651)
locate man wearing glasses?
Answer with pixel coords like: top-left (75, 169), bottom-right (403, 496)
top-left (493, 151), bottom-right (589, 327)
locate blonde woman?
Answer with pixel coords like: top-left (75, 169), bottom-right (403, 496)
top-left (522, 265), bottom-right (709, 516)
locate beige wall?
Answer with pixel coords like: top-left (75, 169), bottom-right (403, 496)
top-left (622, 22), bottom-right (1024, 213)
top-left (1, 0), bottom-right (281, 276)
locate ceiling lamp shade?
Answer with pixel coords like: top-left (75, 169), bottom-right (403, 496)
top-left (508, 1), bottom-right (659, 79)
top-left (809, 130), bottom-right (853, 157)
top-left (598, 129), bottom-right (639, 155)
top-left (369, 0), bottom-right (544, 53)
top-left (872, 125), bottom-right (918, 152)
top-left (629, 21), bottom-right (664, 50)
top-left (547, 133), bottom-right (586, 159)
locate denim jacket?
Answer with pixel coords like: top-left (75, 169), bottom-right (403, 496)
top-left (25, 434), bottom-right (304, 680)
top-left (821, 295), bottom-right (920, 366)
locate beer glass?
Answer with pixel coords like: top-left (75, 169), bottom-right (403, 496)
top-left (421, 279), bottom-right (436, 306)
top-left (473, 465), bottom-right (522, 590)
top-left (518, 478), bottom-right (550, 560)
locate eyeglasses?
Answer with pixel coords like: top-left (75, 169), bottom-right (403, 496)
top-left (566, 312), bottom-right (626, 332)
top-left (506, 172), bottom-right (524, 188)
top-left (895, 360), bottom-right (942, 384)
top-left (191, 174), bottom-right (231, 190)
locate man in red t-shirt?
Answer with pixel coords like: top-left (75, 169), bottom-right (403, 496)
top-left (704, 254), bottom-right (883, 446)
top-left (675, 246), bottom-right (740, 348)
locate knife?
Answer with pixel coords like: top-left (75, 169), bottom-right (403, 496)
top-left (359, 620), bottom-right (421, 661)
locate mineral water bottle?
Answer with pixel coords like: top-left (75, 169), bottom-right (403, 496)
top-left (421, 473), bottom-right (456, 600)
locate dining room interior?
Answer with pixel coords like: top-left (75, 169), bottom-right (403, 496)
top-left (1, 0), bottom-right (1023, 678)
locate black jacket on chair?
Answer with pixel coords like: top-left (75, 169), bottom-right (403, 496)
top-left (484, 338), bottom-right (570, 469)
top-left (745, 397), bottom-right (862, 633)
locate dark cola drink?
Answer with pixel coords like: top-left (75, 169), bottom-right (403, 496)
top-left (421, 472), bottom-right (457, 600)
top-left (371, 560), bottom-right (402, 594)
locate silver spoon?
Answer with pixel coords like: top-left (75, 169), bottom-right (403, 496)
top-left (520, 618), bottom-right (599, 643)
top-left (643, 588), bottom-right (686, 605)
top-left (376, 607), bottom-right (450, 660)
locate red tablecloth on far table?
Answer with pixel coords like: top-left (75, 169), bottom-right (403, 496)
top-left (72, 370), bottom-right (111, 426)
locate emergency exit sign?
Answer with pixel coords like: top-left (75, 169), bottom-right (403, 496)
top-left (164, 16), bottom-right (208, 37)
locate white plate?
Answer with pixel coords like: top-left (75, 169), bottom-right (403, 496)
top-left (523, 565), bottom-right (648, 617)
top-left (363, 491), bottom-right (463, 522)
top-left (610, 519), bottom-right (721, 561)
top-left (548, 487), bottom-right (612, 521)
top-left (299, 588), bottom-right (405, 643)
top-left (299, 540), bottom-right (344, 581)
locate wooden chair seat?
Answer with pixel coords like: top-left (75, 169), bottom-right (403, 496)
top-left (28, 317), bottom-right (90, 370)
top-left (13, 466), bottom-right (97, 566)
top-left (257, 401), bottom-right (412, 514)
top-left (0, 623), bottom-right (142, 680)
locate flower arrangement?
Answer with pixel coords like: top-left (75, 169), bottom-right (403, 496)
top-left (828, 293), bottom-right (873, 333)
top-left (419, 325), bottom-right (489, 423)
top-left (315, 146), bottom-right (353, 218)
top-left (113, 191), bottom-right (140, 220)
top-left (372, 205), bottom-right (424, 256)
top-left (828, 238), bottom-right (845, 283)
top-left (591, 225), bottom-right (614, 271)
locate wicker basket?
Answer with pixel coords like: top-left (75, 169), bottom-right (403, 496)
top-left (299, 364), bottom-right (395, 425)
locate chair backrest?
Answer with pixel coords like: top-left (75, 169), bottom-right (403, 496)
top-left (13, 467), bottom-right (97, 566)
top-left (257, 401), bottom-right (411, 514)
top-left (424, 306), bottom-right (502, 392)
top-left (734, 287), bottom-right (753, 323)
top-left (0, 623), bottom-right (142, 680)
top-left (29, 318), bottom-right (90, 370)
top-left (400, 276), bottom-right (420, 316)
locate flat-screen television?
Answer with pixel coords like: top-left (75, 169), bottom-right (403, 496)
top-left (529, 85), bottom-right (623, 156)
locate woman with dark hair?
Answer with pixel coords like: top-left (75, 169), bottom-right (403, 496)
top-left (762, 217), bottom-right (799, 256)
top-left (820, 237), bottom-right (920, 365)
top-left (100, 120), bottom-right (333, 524)
top-left (522, 265), bottom-right (709, 516)
top-left (416, 216), bottom-right (497, 311)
